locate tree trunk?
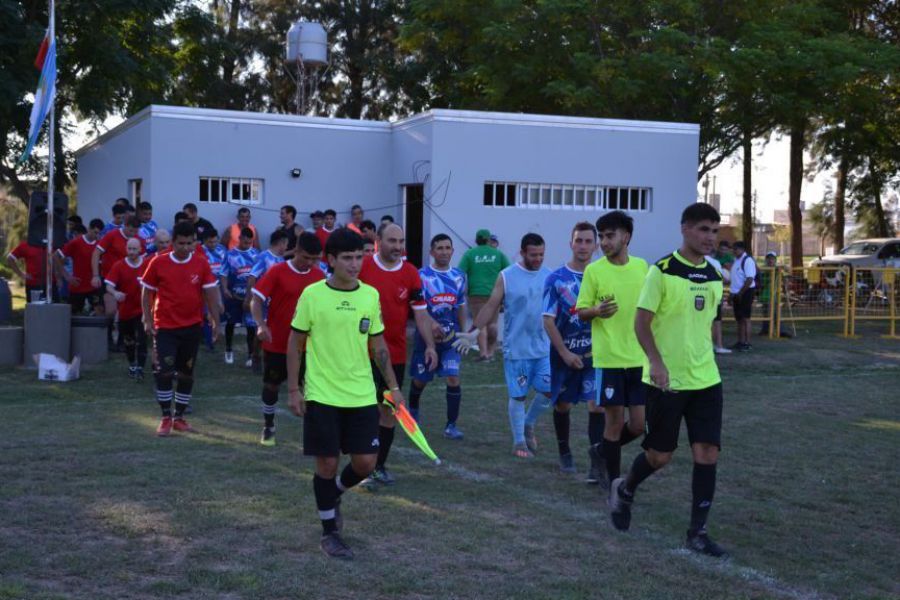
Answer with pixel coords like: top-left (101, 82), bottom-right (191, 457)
top-left (872, 178), bottom-right (889, 238)
top-left (221, 0), bottom-right (241, 107)
top-left (53, 114), bottom-right (67, 193)
top-left (741, 130), bottom-right (753, 248)
top-left (833, 155), bottom-right (847, 253)
top-left (788, 123), bottom-right (805, 268)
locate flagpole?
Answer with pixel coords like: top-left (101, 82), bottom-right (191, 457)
top-left (45, 0), bottom-right (55, 303)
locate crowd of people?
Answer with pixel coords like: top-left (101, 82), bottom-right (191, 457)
top-left (7, 197), bottom-right (745, 562)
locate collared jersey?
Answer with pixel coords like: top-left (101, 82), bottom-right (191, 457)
top-left (219, 247), bottom-right (259, 298)
top-left (98, 229), bottom-right (144, 277)
top-left (57, 235), bottom-right (97, 293)
top-left (637, 250), bottom-right (723, 390)
top-left (576, 256), bottom-right (649, 368)
top-left (457, 245), bottom-right (511, 296)
top-left (249, 249), bottom-right (284, 280)
top-left (202, 243), bottom-right (227, 274)
top-left (359, 254), bottom-right (426, 364)
top-left (252, 262), bottom-right (325, 353)
top-left (418, 265), bottom-right (467, 339)
top-left (501, 263), bottom-right (551, 360)
top-left (141, 252), bottom-right (218, 330)
top-left (105, 256), bottom-right (148, 320)
top-left (543, 264), bottom-right (591, 356)
top-left (291, 280), bottom-right (384, 408)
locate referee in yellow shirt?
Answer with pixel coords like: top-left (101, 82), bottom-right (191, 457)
top-left (286, 228), bottom-right (405, 560)
top-left (608, 203), bottom-right (728, 558)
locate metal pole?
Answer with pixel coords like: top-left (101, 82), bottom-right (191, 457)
top-left (45, 0), bottom-right (55, 304)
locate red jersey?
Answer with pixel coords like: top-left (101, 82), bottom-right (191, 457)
top-left (57, 235), bottom-right (98, 294)
top-left (105, 256), bottom-right (148, 320)
top-left (315, 227), bottom-right (335, 257)
top-left (140, 252), bottom-right (217, 330)
top-left (8, 242), bottom-right (48, 285)
top-left (252, 262), bottom-right (325, 353)
top-left (359, 254), bottom-right (426, 364)
top-left (98, 229), bottom-right (144, 277)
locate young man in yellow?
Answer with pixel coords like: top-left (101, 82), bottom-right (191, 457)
top-left (576, 211), bottom-right (648, 489)
top-left (286, 228), bottom-right (405, 560)
top-left (608, 203), bottom-right (727, 558)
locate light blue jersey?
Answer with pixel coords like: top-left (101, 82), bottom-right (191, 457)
top-left (138, 220), bottom-right (158, 252)
top-left (202, 243), bottom-right (227, 274)
top-left (542, 265), bottom-right (591, 356)
top-left (249, 249), bottom-right (284, 280)
top-left (219, 247), bottom-right (259, 298)
top-left (501, 263), bottom-right (551, 360)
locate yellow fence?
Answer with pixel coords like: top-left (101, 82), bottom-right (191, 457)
top-left (849, 267), bottom-right (900, 338)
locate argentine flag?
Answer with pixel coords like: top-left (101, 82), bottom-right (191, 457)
top-left (18, 30), bottom-right (56, 164)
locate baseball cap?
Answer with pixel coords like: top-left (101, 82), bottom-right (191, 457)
top-left (490, 234), bottom-right (499, 242)
top-left (766, 251), bottom-right (777, 258)
top-left (476, 228), bottom-right (491, 240)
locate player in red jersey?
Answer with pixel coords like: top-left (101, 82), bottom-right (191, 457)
top-left (141, 221), bottom-right (220, 436)
top-left (249, 232), bottom-right (325, 446)
top-left (55, 218), bottom-right (104, 315)
top-left (105, 238), bottom-right (149, 381)
top-left (92, 216), bottom-right (143, 289)
top-left (6, 239), bottom-right (53, 302)
top-left (358, 223), bottom-right (437, 485)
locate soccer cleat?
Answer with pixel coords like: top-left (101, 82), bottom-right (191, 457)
top-left (443, 424), bottom-right (464, 440)
top-left (260, 427), bottom-right (276, 446)
top-left (134, 367), bottom-right (144, 383)
top-left (320, 532), bottom-right (353, 559)
top-left (524, 424), bottom-right (538, 453)
top-left (156, 416), bottom-right (173, 437)
top-left (686, 529), bottom-right (728, 558)
top-left (713, 346), bottom-right (732, 355)
top-left (245, 357), bottom-right (253, 368)
top-left (559, 452), bottom-right (576, 473)
top-left (224, 351), bottom-right (234, 365)
top-left (608, 477), bottom-right (633, 531)
top-left (370, 466), bottom-right (395, 485)
top-left (172, 418), bottom-right (195, 433)
top-left (128, 366), bottom-right (137, 379)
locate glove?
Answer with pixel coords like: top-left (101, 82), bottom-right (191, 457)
top-left (451, 329), bottom-right (480, 355)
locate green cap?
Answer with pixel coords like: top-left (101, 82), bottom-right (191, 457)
top-left (476, 228), bottom-right (491, 241)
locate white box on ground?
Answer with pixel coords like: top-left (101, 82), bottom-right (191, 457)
top-left (35, 353), bottom-right (81, 382)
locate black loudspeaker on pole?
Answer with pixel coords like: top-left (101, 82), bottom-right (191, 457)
top-left (27, 191), bottom-right (68, 248)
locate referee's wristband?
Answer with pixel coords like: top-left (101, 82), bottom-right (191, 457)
top-left (390, 387), bottom-right (400, 392)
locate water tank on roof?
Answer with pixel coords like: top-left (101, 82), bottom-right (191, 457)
top-left (286, 21), bottom-right (327, 66)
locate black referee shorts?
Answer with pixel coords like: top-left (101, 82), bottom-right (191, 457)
top-left (372, 362), bottom-right (406, 404)
top-left (303, 401), bottom-right (380, 456)
top-left (642, 383), bottom-right (723, 453)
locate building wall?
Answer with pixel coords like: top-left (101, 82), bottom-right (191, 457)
top-left (424, 113), bottom-right (699, 270)
top-left (77, 116), bottom-right (152, 225)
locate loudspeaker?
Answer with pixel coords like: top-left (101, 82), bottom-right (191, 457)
top-left (27, 191), bottom-right (68, 248)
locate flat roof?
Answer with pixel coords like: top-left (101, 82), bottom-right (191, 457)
top-left (75, 104), bottom-right (699, 157)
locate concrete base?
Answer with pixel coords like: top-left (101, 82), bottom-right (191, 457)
top-left (0, 326), bottom-right (24, 366)
top-left (71, 316), bottom-right (109, 364)
top-left (24, 303), bottom-right (71, 368)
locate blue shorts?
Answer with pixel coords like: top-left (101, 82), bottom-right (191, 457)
top-left (504, 357), bottom-right (551, 398)
top-left (225, 297), bottom-right (256, 328)
top-left (550, 353), bottom-right (595, 405)
top-left (596, 367), bottom-right (647, 407)
top-left (410, 342), bottom-right (461, 383)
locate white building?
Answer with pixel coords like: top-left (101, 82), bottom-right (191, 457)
top-left (76, 105), bottom-right (700, 268)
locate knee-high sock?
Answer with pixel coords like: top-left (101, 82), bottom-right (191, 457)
top-left (690, 463), bottom-right (717, 533)
top-left (624, 452), bottom-right (658, 495)
top-left (553, 410), bottom-right (571, 456)
top-left (313, 474), bottom-right (339, 535)
top-left (602, 437), bottom-right (622, 482)
top-left (446, 385), bottom-right (461, 426)
top-left (408, 383), bottom-right (424, 420)
top-left (246, 326), bottom-right (257, 356)
top-left (376, 425), bottom-right (394, 468)
top-left (524, 394), bottom-right (551, 427)
top-left (508, 398), bottom-right (526, 445)
top-left (588, 411), bottom-right (605, 447)
top-left (336, 463), bottom-right (368, 494)
top-left (262, 386), bottom-right (277, 429)
top-left (225, 323), bottom-right (236, 351)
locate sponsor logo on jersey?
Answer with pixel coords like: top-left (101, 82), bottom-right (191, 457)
top-left (432, 293), bottom-right (458, 305)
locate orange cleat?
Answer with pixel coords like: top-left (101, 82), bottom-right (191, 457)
top-left (157, 416), bottom-right (173, 437)
top-left (172, 418), bottom-right (195, 433)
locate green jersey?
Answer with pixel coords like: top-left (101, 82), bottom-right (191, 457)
top-left (457, 244), bottom-right (511, 296)
top-left (637, 250), bottom-right (723, 390)
top-left (291, 280), bottom-right (384, 408)
top-left (575, 256), bottom-right (648, 368)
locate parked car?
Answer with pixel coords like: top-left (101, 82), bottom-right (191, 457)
top-left (812, 238), bottom-right (900, 269)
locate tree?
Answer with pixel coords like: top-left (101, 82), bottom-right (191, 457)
top-left (808, 198), bottom-right (835, 255)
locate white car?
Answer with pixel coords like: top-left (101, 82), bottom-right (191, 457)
top-left (813, 238), bottom-right (900, 269)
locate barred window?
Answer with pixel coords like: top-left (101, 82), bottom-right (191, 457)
top-left (199, 177), bottom-right (264, 205)
top-left (483, 181), bottom-right (651, 212)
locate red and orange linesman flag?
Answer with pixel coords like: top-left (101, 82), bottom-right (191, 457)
top-left (382, 391), bottom-right (441, 465)
top-left (19, 28), bottom-right (57, 164)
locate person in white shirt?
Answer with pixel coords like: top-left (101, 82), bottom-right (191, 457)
top-left (730, 241), bottom-right (757, 351)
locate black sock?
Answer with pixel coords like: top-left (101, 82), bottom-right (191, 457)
top-left (553, 410), bottom-right (571, 456)
top-left (602, 436), bottom-right (622, 482)
top-left (690, 463), bottom-right (717, 533)
top-left (246, 326), bottom-right (257, 356)
top-left (225, 323), bottom-right (235, 351)
top-left (337, 463), bottom-right (367, 494)
top-left (313, 474), bottom-right (339, 534)
top-left (620, 422), bottom-right (641, 446)
top-left (588, 411), bottom-right (605, 447)
top-left (262, 387), bottom-right (277, 429)
top-left (624, 452), bottom-right (658, 496)
top-left (376, 425), bottom-right (394, 468)
top-left (408, 383), bottom-right (424, 413)
top-left (446, 385), bottom-right (461, 426)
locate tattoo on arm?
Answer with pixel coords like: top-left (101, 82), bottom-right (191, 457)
top-left (374, 344), bottom-right (396, 389)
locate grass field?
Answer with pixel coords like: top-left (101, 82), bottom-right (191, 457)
top-left (0, 323), bottom-right (898, 600)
